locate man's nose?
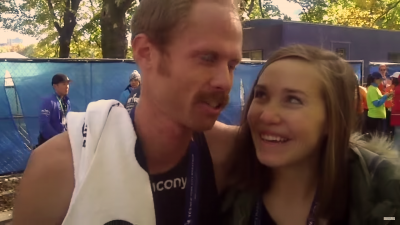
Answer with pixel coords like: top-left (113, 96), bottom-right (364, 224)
top-left (209, 66), bottom-right (233, 92)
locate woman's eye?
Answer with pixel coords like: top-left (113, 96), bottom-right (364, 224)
top-left (288, 96), bottom-right (302, 104)
top-left (254, 90), bottom-right (266, 99)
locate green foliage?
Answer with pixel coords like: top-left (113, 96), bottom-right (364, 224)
top-left (18, 44), bottom-right (35, 57)
top-left (287, 0), bottom-right (329, 23)
top-left (289, 0), bottom-right (400, 30)
top-left (240, 0), bottom-right (290, 20)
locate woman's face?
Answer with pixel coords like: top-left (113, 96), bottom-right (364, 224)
top-left (247, 59), bottom-right (326, 168)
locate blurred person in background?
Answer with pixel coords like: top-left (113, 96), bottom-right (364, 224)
top-left (385, 76), bottom-right (395, 138)
top-left (366, 72), bottom-right (391, 135)
top-left (391, 72), bottom-right (400, 149)
top-left (119, 70), bottom-right (141, 106)
top-left (378, 64), bottom-right (388, 93)
top-left (36, 74), bottom-right (71, 147)
top-left (356, 74), bottom-right (367, 133)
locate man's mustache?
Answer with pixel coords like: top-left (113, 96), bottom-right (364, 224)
top-left (195, 91), bottom-right (230, 108)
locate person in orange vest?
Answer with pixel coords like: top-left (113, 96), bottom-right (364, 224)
top-left (355, 74), bottom-right (368, 133)
top-left (359, 85), bottom-right (368, 133)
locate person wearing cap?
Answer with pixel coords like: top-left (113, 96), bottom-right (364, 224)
top-left (390, 72), bottom-right (400, 148)
top-left (366, 71), bottom-right (392, 135)
top-left (119, 70), bottom-right (141, 109)
top-left (37, 74), bottom-right (71, 147)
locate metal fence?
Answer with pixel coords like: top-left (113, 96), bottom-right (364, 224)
top-left (0, 58), bottom-right (366, 175)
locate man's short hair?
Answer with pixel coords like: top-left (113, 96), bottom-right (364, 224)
top-left (130, 0), bottom-right (239, 52)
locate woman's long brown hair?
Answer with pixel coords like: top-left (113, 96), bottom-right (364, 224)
top-left (229, 45), bottom-right (359, 222)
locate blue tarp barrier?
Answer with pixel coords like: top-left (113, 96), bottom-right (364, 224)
top-left (0, 59), bottom-right (365, 174)
top-left (0, 63), bottom-right (31, 175)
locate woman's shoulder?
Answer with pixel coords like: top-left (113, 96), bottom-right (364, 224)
top-left (350, 133), bottom-right (400, 186)
top-left (349, 133), bottom-right (400, 223)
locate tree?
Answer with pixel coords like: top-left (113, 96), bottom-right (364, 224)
top-left (289, 0), bottom-right (400, 30)
top-left (99, 0), bottom-right (138, 58)
top-left (0, 44), bottom-right (25, 53)
top-left (1, 0), bottom-right (84, 58)
top-left (287, 0), bottom-right (330, 23)
top-left (239, 0), bottom-right (288, 20)
top-left (18, 44), bottom-right (35, 57)
top-left (324, 0), bottom-right (400, 29)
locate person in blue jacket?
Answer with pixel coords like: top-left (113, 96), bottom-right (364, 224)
top-left (37, 74), bottom-right (72, 147)
top-left (119, 70), bottom-right (141, 105)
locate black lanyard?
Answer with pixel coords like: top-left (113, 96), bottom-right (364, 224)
top-left (183, 139), bottom-right (201, 225)
top-left (253, 192), bottom-right (318, 225)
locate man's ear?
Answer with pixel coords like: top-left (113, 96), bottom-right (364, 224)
top-left (132, 34), bottom-right (152, 70)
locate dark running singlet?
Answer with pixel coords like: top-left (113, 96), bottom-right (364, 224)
top-left (128, 109), bottom-right (221, 225)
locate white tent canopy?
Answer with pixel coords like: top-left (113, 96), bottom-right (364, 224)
top-left (0, 52), bottom-right (27, 86)
top-left (0, 52), bottom-right (27, 59)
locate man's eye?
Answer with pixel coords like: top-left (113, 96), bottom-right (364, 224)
top-left (201, 54), bottom-right (216, 62)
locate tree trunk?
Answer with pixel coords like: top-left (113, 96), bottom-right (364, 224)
top-left (47, 0), bottom-right (81, 58)
top-left (58, 11), bottom-right (77, 58)
top-left (100, 0), bottom-right (133, 58)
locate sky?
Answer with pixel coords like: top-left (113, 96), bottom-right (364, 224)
top-left (0, 0), bottom-right (302, 46)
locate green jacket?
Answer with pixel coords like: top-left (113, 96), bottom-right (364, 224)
top-left (222, 134), bottom-right (400, 225)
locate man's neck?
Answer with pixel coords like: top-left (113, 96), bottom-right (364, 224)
top-left (56, 93), bottom-right (65, 99)
top-left (134, 97), bottom-right (193, 174)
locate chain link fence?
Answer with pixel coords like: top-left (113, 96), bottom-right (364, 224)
top-left (0, 58), bottom-right (365, 175)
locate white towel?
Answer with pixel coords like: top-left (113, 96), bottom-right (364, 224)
top-left (62, 100), bottom-right (156, 225)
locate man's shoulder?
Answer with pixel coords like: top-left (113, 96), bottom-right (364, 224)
top-left (41, 95), bottom-right (56, 104)
top-left (13, 132), bottom-right (74, 224)
top-left (28, 132), bottom-right (73, 177)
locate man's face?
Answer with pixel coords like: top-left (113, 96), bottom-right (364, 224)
top-left (140, 2), bottom-right (243, 131)
top-left (54, 82), bottom-right (70, 96)
top-left (130, 80), bottom-right (140, 88)
top-left (379, 65), bottom-right (387, 76)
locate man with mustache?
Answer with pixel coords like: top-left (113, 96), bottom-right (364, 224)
top-left (12, 0), bottom-right (243, 224)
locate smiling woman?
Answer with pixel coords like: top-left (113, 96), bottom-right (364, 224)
top-left (223, 44), bottom-right (400, 225)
